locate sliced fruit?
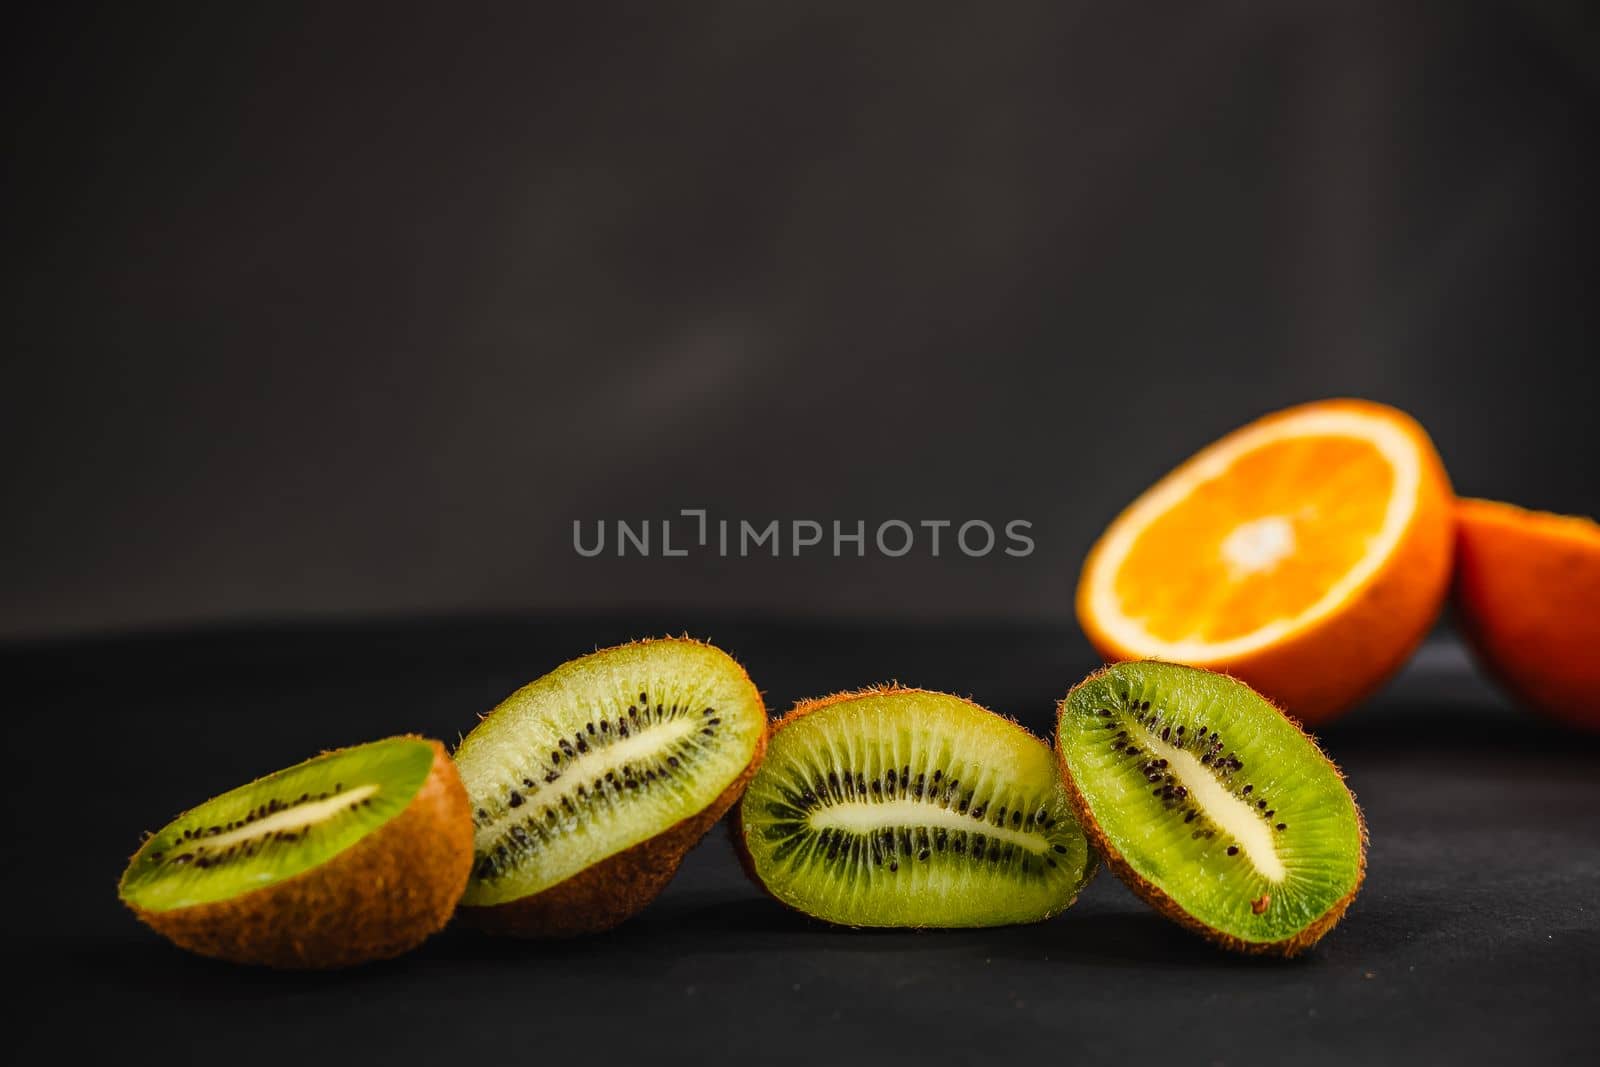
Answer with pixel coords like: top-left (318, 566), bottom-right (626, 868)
top-left (1077, 398), bottom-right (1454, 724)
top-left (119, 735), bottom-right (473, 968)
top-left (1454, 498), bottom-right (1600, 730)
top-left (733, 686), bottom-right (1095, 928)
top-left (454, 637), bottom-right (766, 936)
top-left (1057, 661), bottom-right (1365, 956)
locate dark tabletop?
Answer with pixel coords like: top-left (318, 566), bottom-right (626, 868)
top-left (6, 617), bottom-right (1597, 1065)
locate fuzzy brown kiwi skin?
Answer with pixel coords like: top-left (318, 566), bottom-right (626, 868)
top-left (125, 737), bottom-right (474, 969)
top-left (1055, 663), bottom-right (1368, 958)
top-left (731, 684), bottom-right (1099, 924)
top-left (461, 732), bottom-right (766, 937)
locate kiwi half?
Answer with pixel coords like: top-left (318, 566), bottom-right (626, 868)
top-left (119, 735), bottom-right (473, 968)
top-left (1057, 661), bottom-right (1365, 956)
top-left (733, 686), bottom-right (1095, 928)
top-left (454, 637), bottom-right (767, 936)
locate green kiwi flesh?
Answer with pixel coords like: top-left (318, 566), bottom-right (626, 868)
top-left (118, 736), bottom-right (473, 968)
top-left (123, 737), bottom-right (443, 910)
top-left (734, 686), bottom-right (1095, 928)
top-left (453, 637), bottom-right (767, 933)
top-left (1057, 661), bottom-right (1365, 956)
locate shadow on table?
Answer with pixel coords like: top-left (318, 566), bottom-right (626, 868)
top-left (1322, 700), bottom-right (1600, 757)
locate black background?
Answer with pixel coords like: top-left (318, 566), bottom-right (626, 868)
top-left (3, 2), bottom-right (1597, 639)
top-left (4, 6), bottom-right (1599, 1064)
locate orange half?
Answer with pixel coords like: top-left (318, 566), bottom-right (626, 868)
top-left (1077, 399), bottom-right (1454, 724)
top-left (1454, 498), bottom-right (1600, 730)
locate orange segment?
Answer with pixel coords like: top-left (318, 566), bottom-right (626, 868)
top-left (1116, 434), bottom-right (1395, 643)
top-left (1077, 399), bottom-right (1454, 725)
